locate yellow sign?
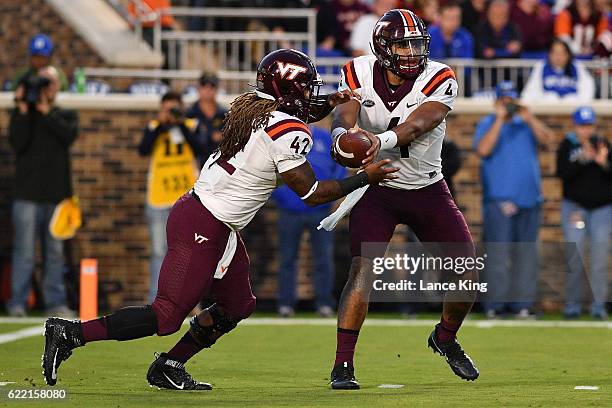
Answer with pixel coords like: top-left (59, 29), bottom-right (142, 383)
top-left (147, 120), bottom-right (199, 208)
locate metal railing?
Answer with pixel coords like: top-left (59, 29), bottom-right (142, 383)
top-left (131, 6), bottom-right (317, 71)
top-left (83, 57), bottom-right (611, 99)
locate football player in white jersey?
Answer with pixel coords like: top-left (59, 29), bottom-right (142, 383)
top-left (327, 9), bottom-right (480, 389)
top-left (42, 49), bottom-right (398, 390)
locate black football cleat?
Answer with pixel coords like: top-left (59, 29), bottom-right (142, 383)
top-left (147, 353), bottom-right (212, 390)
top-left (428, 324), bottom-right (479, 381)
top-left (42, 318), bottom-right (84, 386)
top-left (330, 362), bottom-right (360, 390)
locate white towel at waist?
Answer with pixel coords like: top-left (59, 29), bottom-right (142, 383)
top-left (317, 185), bottom-right (369, 231)
top-left (214, 225), bottom-right (237, 279)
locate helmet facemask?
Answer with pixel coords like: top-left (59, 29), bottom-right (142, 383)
top-left (295, 74), bottom-right (323, 123)
top-left (377, 35), bottom-right (430, 79)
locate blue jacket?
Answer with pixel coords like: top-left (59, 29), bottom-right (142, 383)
top-left (429, 26), bottom-right (475, 59)
top-left (473, 114), bottom-right (542, 208)
top-left (272, 126), bottom-right (347, 213)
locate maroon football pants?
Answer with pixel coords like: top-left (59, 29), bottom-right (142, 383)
top-left (151, 193), bottom-right (256, 335)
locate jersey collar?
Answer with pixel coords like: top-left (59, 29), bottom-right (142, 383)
top-left (373, 60), bottom-right (416, 112)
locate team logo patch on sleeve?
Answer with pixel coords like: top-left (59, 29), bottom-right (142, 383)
top-left (265, 119), bottom-right (311, 140)
top-left (342, 61), bottom-right (362, 91)
top-left (421, 68), bottom-right (456, 96)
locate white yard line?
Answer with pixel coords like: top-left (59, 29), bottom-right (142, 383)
top-left (0, 326), bottom-right (42, 345)
top-left (0, 316), bottom-right (611, 328)
top-left (0, 317), bottom-right (610, 346)
top-left (241, 318), bottom-right (612, 329)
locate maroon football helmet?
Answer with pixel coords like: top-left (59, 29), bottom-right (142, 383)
top-left (371, 9), bottom-right (431, 79)
top-left (255, 49), bottom-right (324, 123)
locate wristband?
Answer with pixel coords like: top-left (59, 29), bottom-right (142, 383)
top-left (300, 181), bottom-right (319, 201)
top-left (376, 130), bottom-right (398, 150)
top-left (338, 172), bottom-right (369, 195)
top-left (332, 127), bottom-right (348, 139)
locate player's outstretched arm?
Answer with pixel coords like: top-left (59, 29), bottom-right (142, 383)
top-left (331, 97), bottom-right (361, 136)
top-left (280, 160), bottom-right (399, 207)
top-left (361, 101), bottom-right (450, 164)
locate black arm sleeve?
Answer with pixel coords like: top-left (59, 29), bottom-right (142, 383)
top-left (8, 109), bottom-right (33, 154)
top-left (41, 108), bottom-right (79, 147)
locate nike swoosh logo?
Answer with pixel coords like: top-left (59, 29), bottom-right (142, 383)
top-left (407, 103), bottom-right (417, 108)
top-left (163, 372), bottom-right (185, 389)
top-left (51, 349), bottom-right (58, 380)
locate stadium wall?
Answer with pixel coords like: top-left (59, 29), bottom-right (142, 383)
top-left (0, 0), bottom-right (106, 86)
top-left (0, 94), bottom-right (610, 309)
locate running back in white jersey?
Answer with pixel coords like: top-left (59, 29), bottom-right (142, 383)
top-left (339, 55), bottom-right (458, 190)
top-left (194, 111), bottom-right (313, 230)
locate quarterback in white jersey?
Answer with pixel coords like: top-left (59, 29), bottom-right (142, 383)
top-left (328, 9), bottom-right (480, 390)
top-left (338, 56), bottom-right (457, 189)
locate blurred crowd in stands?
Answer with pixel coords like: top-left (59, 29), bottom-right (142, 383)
top-left (3, 0), bottom-right (611, 98)
top-left (179, 0), bottom-right (612, 59)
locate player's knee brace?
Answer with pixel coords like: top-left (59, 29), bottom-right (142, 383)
top-left (106, 305), bottom-right (158, 341)
top-left (188, 304), bottom-right (239, 348)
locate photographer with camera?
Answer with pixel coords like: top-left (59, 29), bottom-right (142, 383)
top-left (7, 66), bottom-right (78, 317)
top-left (12, 34), bottom-right (68, 92)
top-left (473, 81), bottom-right (555, 320)
top-left (557, 107), bottom-right (611, 320)
top-left (138, 91), bottom-right (201, 303)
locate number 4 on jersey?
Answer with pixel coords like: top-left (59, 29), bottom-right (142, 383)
top-left (387, 117), bottom-right (410, 158)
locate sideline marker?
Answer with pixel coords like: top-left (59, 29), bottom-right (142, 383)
top-left (80, 259), bottom-right (98, 321)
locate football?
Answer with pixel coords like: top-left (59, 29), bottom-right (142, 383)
top-left (334, 129), bottom-right (373, 168)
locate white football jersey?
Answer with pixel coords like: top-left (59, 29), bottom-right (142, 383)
top-left (339, 55), bottom-right (457, 190)
top-left (194, 111), bottom-right (313, 230)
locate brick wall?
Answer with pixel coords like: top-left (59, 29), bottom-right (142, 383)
top-left (0, 0), bottom-right (107, 87)
top-left (0, 104), bottom-right (610, 309)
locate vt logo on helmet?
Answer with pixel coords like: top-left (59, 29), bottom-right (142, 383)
top-left (371, 9), bottom-right (431, 79)
top-left (255, 49), bottom-right (327, 123)
top-left (276, 62), bottom-right (308, 80)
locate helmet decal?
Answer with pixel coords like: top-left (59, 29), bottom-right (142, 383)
top-left (276, 62), bottom-right (308, 80)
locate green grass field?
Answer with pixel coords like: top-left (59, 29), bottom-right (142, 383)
top-left (0, 319), bottom-right (610, 407)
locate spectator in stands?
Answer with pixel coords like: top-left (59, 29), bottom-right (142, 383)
top-left (521, 39), bottom-right (595, 103)
top-left (187, 73), bottom-right (227, 165)
top-left (7, 66), bottom-right (78, 317)
top-left (460, 0), bottom-right (487, 36)
top-left (415, 0), bottom-right (440, 27)
top-left (317, 0), bottom-right (371, 55)
top-left (473, 81), bottom-right (555, 319)
top-left (128, 0), bottom-right (176, 68)
top-left (138, 91), bottom-right (201, 303)
top-left (475, 0), bottom-right (523, 59)
top-left (272, 120), bottom-right (346, 318)
top-left (350, 0), bottom-right (398, 57)
top-left (555, 0), bottom-right (611, 58)
top-left (557, 107), bottom-right (611, 320)
top-left (511, 0), bottom-right (555, 58)
top-left (12, 34), bottom-right (68, 91)
top-left (429, 1), bottom-right (475, 59)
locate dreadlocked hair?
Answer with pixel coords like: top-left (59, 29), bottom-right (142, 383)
top-left (218, 92), bottom-right (279, 159)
